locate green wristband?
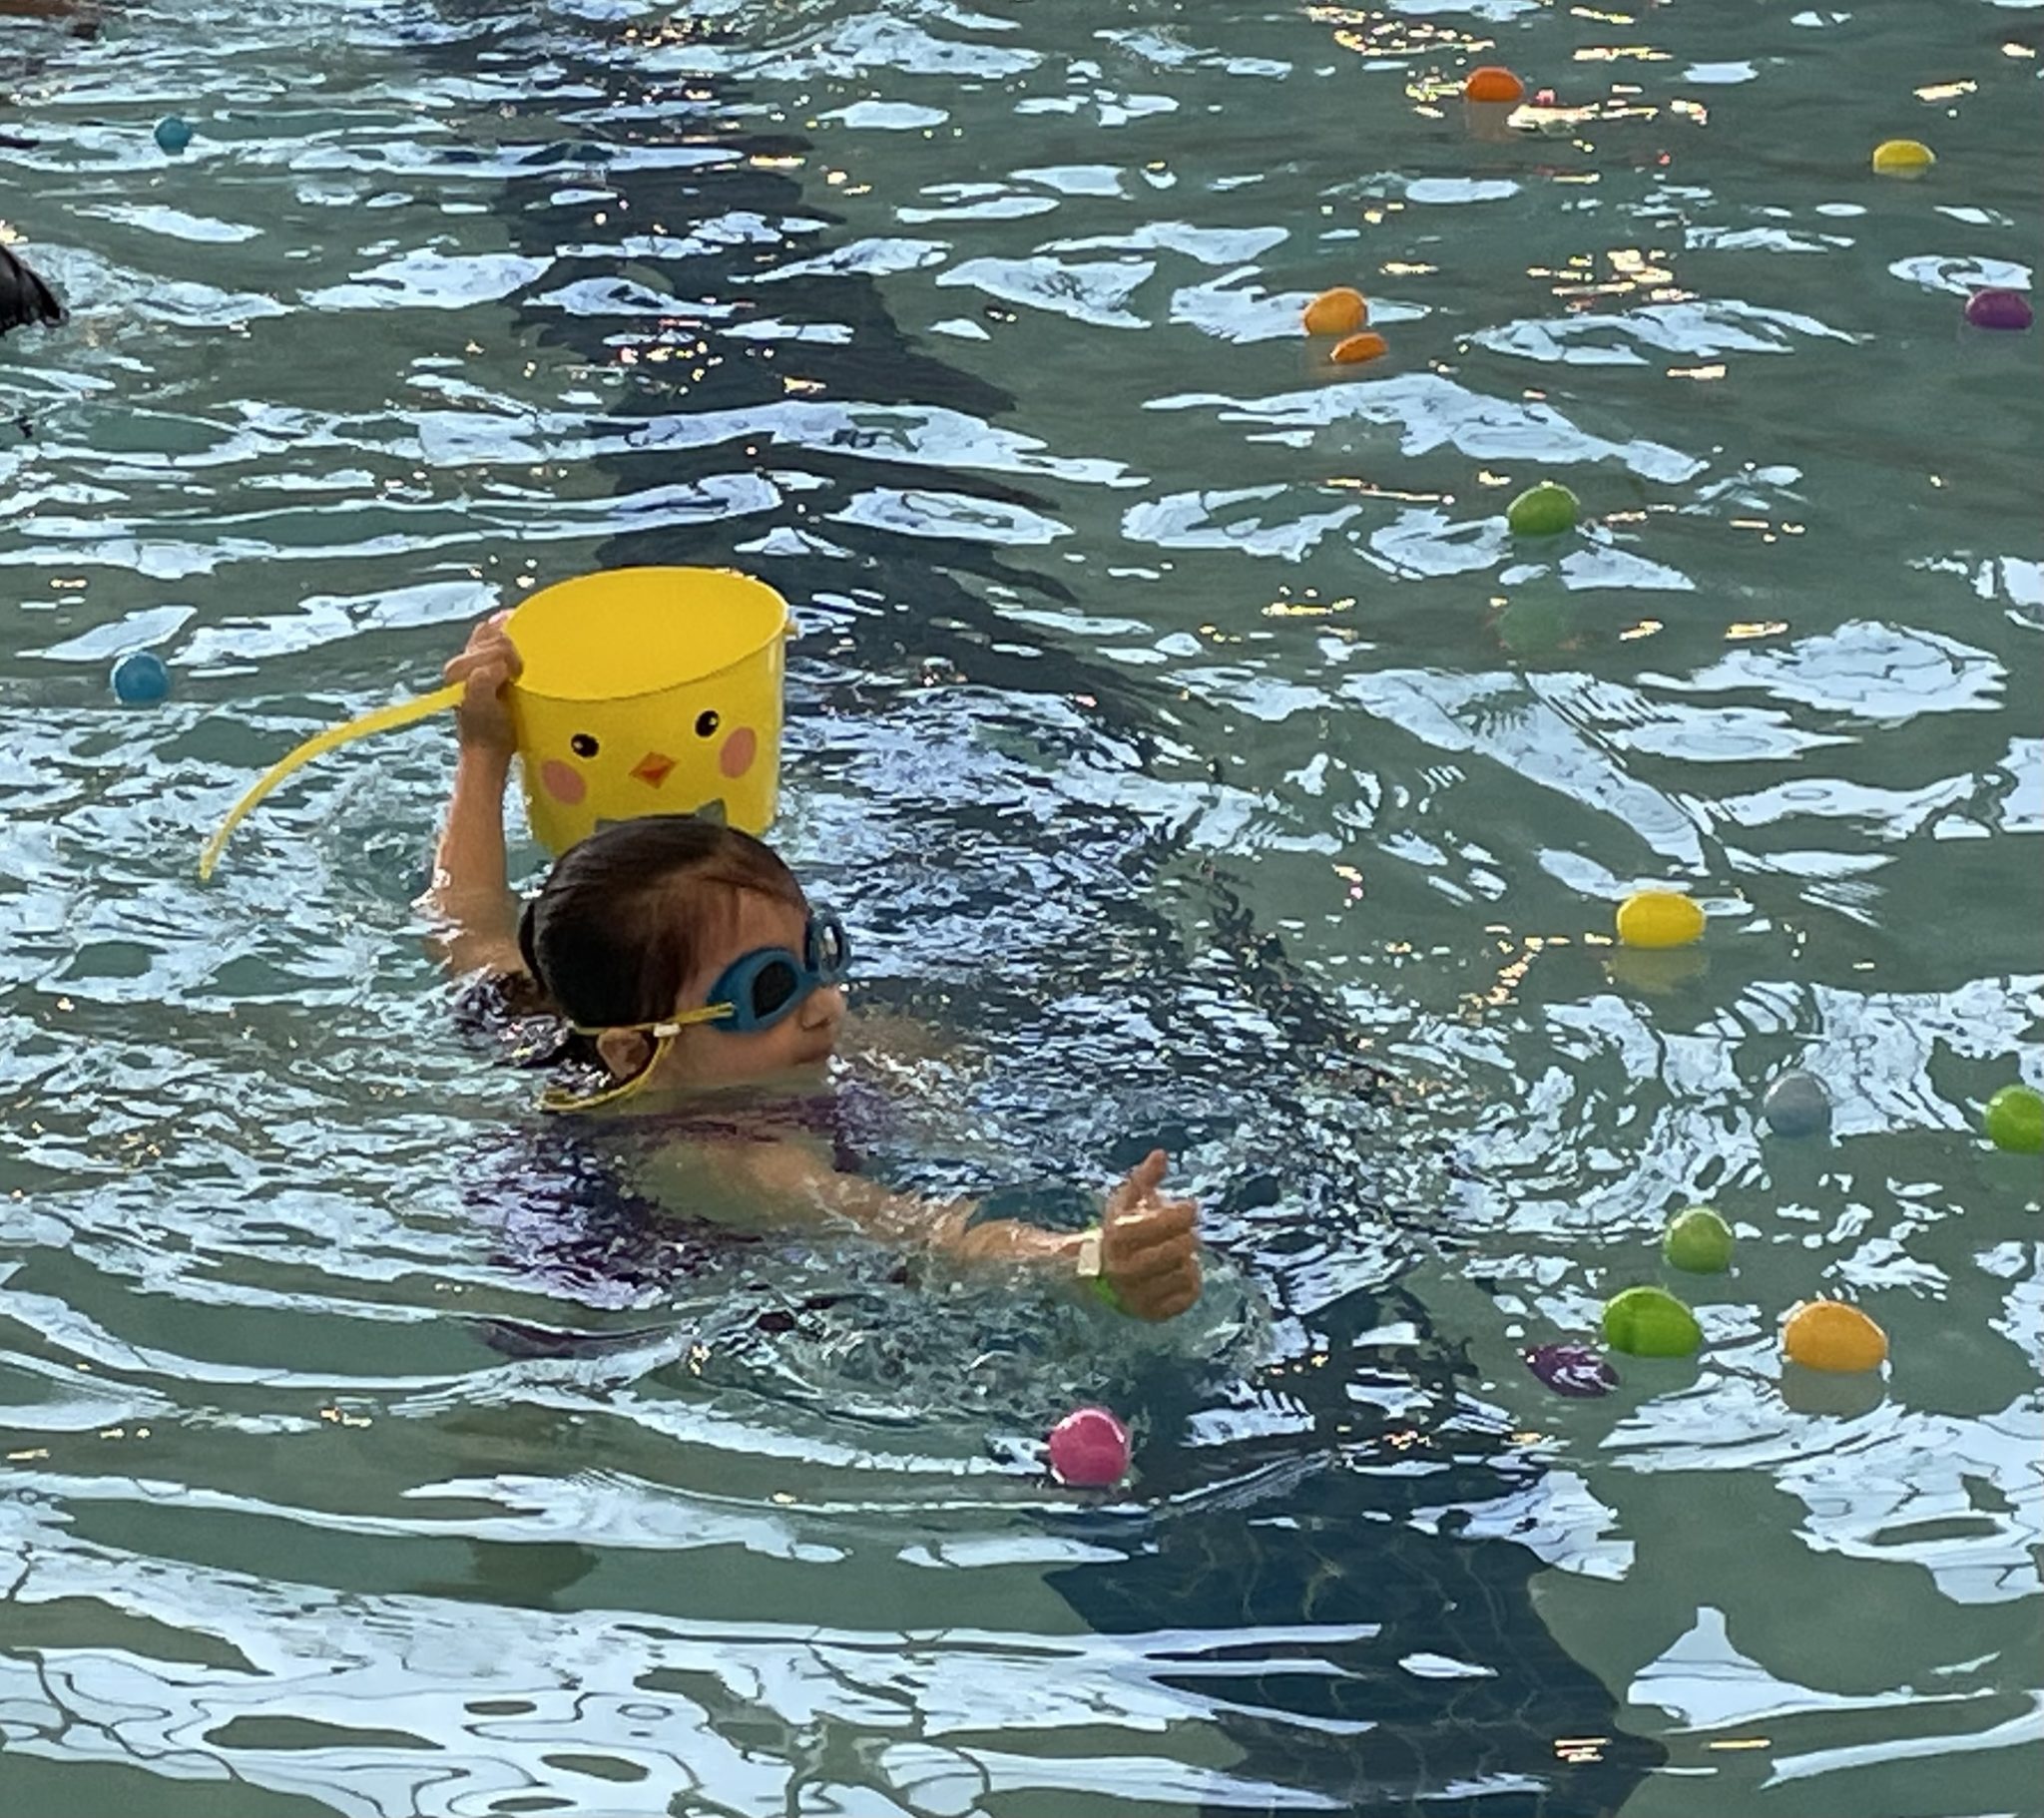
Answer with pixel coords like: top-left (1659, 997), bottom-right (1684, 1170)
top-left (1076, 1227), bottom-right (1126, 1313)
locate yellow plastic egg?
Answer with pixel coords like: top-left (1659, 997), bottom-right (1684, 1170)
top-left (1871, 139), bottom-right (1934, 177)
top-left (1615, 890), bottom-right (1706, 950)
top-left (1783, 1299), bottom-right (1888, 1374)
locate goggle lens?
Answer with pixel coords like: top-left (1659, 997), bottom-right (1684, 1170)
top-left (750, 957), bottom-right (801, 1022)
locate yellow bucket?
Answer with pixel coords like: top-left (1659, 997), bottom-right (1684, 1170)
top-left (201, 566), bottom-right (792, 879)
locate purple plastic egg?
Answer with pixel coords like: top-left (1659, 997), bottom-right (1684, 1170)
top-left (1523, 1343), bottom-right (1620, 1398)
top-left (1046, 1406), bottom-right (1132, 1487)
top-left (1964, 288), bottom-right (2033, 331)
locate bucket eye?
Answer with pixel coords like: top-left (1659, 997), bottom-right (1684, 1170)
top-left (695, 710), bottom-right (721, 738)
top-left (571, 733), bottom-right (600, 757)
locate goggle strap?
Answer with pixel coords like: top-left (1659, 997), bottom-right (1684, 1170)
top-left (566, 1004), bottom-right (733, 1040)
top-left (539, 1031), bottom-right (678, 1116)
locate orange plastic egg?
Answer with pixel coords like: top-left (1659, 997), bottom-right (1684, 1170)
top-left (1783, 1299), bottom-right (1888, 1374)
top-left (1302, 287), bottom-right (1369, 336)
top-left (1330, 331), bottom-right (1388, 365)
top-left (1464, 66), bottom-right (1526, 104)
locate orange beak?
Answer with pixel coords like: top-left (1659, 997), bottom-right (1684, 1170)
top-left (631, 752), bottom-right (676, 788)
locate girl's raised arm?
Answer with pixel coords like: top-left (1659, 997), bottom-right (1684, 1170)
top-left (422, 615), bottom-right (526, 981)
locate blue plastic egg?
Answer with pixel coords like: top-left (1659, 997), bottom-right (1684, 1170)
top-left (154, 117), bottom-right (194, 155)
top-left (1763, 1070), bottom-right (1830, 1137)
top-left (111, 651), bottom-right (171, 704)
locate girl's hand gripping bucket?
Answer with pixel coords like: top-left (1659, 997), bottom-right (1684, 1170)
top-left (199, 566), bottom-right (793, 878)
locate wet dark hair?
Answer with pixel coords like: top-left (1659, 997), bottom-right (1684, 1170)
top-left (516, 816), bottom-right (807, 1031)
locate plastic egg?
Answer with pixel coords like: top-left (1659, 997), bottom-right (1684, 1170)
top-left (1463, 66), bottom-right (1526, 105)
top-left (1523, 1342), bottom-right (1619, 1398)
top-left (1762, 1071), bottom-right (1831, 1138)
top-left (1302, 287), bottom-right (1368, 336)
top-left (1965, 288), bottom-right (2033, 331)
top-left (154, 117), bottom-right (195, 155)
top-left (1870, 138), bottom-right (1933, 177)
top-left (1983, 1085), bottom-right (2044, 1154)
top-left (1615, 890), bottom-right (1705, 950)
top-left (1663, 1206), bottom-right (1735, 1274)
top-left (1330, 330), bottom-right (1388, 365)
top-left (1605, 945), bottom-right (1709, 998)
top-left (1780, 1365), bottom-right (1885, 1420)
top-left (1602, 1285), bottom-right (1702, 1358)
top-left (1782, 1299), bottom-right (1887, 1373)
top-left (111, 652), bottom-right (171, 704)
top-left (1046, 1406), bottom-right (1131, 1488)
top-left (1506, 481), bottom-right (1579, 537)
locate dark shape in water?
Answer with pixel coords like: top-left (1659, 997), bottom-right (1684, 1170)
top-left (1524, 1342), bottom-right (1619, 1397)
top-left (1, 243), bottom-right (64, 335)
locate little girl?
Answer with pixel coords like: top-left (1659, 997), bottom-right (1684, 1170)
top-left (425, 614), bottom-right (1205, 1323)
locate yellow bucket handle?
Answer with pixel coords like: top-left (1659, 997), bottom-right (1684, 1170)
top-left (198, 682), bottom-right (462, 881)
top-left (201, 605), bottom-right (797, 881)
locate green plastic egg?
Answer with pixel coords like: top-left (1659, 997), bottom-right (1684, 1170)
top-left (1664, 1206), bottom-right (1735, 1273)
top-left (1602, 1285), bottom-right (1703, 1358)
top-left (1506, 481), bottom-right (1580, 538)
top-left (1983, 1085), bottom-right (2044, 1155)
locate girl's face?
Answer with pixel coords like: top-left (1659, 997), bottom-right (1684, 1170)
top-left (646, 890), bottom-right (846, 1090)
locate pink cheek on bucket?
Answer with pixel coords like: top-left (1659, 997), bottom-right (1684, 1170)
top-left (720, 726), bottom-right (757, 779)
top-left (541, 759), bottom-right (588, 805)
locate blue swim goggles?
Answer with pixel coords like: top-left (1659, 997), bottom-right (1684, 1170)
top-left (682, 912), bottom-right (851, 1037)
top-left (571, 912), bottom-right (850, 1041)
top-left (547, 914), bottom-right (850, 1114)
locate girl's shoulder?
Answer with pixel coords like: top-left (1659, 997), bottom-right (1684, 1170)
top-left (451, 967), bottom-right (578, 1070)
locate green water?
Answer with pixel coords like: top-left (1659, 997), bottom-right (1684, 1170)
top-left (2, 1), bottom-right (2039, 1814)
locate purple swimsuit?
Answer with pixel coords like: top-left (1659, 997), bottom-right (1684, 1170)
top-left (455, 970), bottom-right (883, 1320)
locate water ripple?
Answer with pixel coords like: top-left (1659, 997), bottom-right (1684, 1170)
top-left (3, 0), bottom-right (2038, 1812)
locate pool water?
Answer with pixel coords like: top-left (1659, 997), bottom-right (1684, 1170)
top-left (3, 1), bottom-right (2039, 1814)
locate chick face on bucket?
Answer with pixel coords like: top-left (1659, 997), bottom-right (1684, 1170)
top-left (513, 661), bottom-right (777, 850)
top-left (501, 567), bottom-right (789, 852)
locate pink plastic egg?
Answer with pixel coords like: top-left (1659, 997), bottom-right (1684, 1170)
top-left (1046, 1406), bottom-right (1132, 1488)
